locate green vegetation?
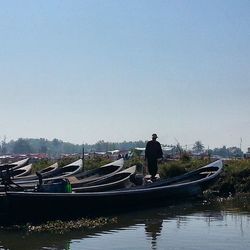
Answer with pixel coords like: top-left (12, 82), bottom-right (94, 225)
top-left (158, 158), bottom-right (250, 195)
top-left (0, 138), bottom-right (146, 157)
top-left (192, 140), bottom-right (205, 154)
top-left (0, 217), bottom-right (118, 233)
top-left (83, 156), bottom-right (112, 171)
top-left (159, 158), bottom-right (212, 178)
top-left (214, 159), bottom-right (250, 195)
top-left (125, 156), bottom-right (250, 194)
top-left (31, 159), bottom-right (55, 173)
top-left (213, 193), bottom-right (250, 211)
top-left (159, 161), bottom-right (187, 178)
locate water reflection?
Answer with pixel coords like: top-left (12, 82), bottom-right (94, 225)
top-left (0, 197), bottom-right (249, 250)
top-left (0, 232), bottom-right (71, 250)
top-left (145, 219), bottom-right (163, 250)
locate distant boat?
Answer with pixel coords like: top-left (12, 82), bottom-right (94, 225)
top-left (0, 160), bottom-right (223, 225)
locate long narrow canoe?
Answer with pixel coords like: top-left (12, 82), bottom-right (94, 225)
top-left (53, 159), bottom-right (83, 178)
top-left (12, 162), bottom-right (59, 181)
top-left (67, 158), bottom-right (124, 188)
top-left (16, 159), bottom-right (83, 184)
top-left (0, 159), bottom-right (83, 191)
top-left (12, 164), bottom-right (32, 178)
top-left (12, 158), bottom-right (123, 190)
top-left (141, 159), bottom-right (223, 190)
top-left (72, 165), bottom-right (136, 192)
top-left (0, 160), bottom-right (223, 225)
top-left (0, 158), bottom-right (30, 182)
top-left (0, 158), bottom-right (29, 171)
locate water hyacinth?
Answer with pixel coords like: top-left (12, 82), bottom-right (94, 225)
top-left (1, 217), bottom-right (118, 233)
top-left (29, 217), bottom-right (118, 233)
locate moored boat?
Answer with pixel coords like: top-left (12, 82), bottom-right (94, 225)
top-left (141, 159), bottom-right (223, 189)
top-left (0, 158), bottom-right (30, 185)
top-left (0, 159), bottom-right (83, 191)
top-left (0, 160), bottom-right (223, 225)
top-left (15, 159), bottom-right (82, 184)
top-left (72, 164), bottom-right (136, 192)
top-left (67, 158), bottom-right (124, 188)
top-left (12, 164), bottom-right (32, 178)
top-left (0, 158), bottom-right (29, 171)
top-left (12, 162), bottom-right (59, 182)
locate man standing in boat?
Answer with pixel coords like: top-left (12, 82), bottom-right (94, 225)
top-left (145, 133), bottom-right (163, 181)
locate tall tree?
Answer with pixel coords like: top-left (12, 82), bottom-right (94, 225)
top-left (192, 141), bottom-right (204, 153)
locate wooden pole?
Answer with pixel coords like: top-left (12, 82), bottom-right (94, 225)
top-left (82, 146), bottom-right (85, 171)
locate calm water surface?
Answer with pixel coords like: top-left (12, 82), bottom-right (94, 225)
top-left (0, 197), bottom-right (249, 250)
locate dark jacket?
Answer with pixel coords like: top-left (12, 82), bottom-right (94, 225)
top-left (145, 140), bottom-right (163, 160)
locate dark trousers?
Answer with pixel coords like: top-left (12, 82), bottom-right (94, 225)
top-left (147, 158), bottom-right (158, 178)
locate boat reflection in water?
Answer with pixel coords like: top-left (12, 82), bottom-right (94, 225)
top-left (0, 197), bottom-right (249, 250)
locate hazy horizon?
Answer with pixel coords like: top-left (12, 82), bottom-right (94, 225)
top-left (1, 1), bottom-right (249, 151)
top-left (1, 136), bottom-right (247, 153)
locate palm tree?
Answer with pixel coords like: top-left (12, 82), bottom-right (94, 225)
top-left (192, 141), bottom-right (204, 154)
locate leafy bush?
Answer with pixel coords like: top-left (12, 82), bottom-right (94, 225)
top-left (213, 159), bottom-right (250, 194)
top-left (124, 156), bottom-right (144, 168)
top-left (32, 159), bottom-right (55, 173)
top-left (159, 162), bottom-right (187, 178)
top-left (83, 156), bottom-right (112, 171)
top-left (180, 151), bottom-right (191, 162)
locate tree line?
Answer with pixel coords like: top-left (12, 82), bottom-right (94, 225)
top-left (0, 138), bottom-right (146, 157)
top-left (192, 140), bottom-right (244, 158)
top-left (0, 138), bottom-right (244, 158)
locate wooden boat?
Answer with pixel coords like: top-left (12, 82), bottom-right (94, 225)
top-left (0, 159), bottom-right (83, 191)
top-left (0, 158), bottom-right (30, 183)
top-left (67, 158), bottom-right (124, 188)
top-left (15, 159), bottom-right (83, 183)
top-left (0, 158), bottom-right (122, 191)
top-left (46, 158), bottom-right (83, 179)
top-left (12, 164), bottom-right (32, 178)
top-left (141, 159), bottom-right (223, 190)
top-left (0, 158), bottom-right (29, 171)
top-left (12, 158), bottom-right (124, 191)
top-left (72, 165), bottom-right (136, 192)
top-left (12, 162), bottom-right (59, 181)
top-left (0, 160), bottom-right (223, 224)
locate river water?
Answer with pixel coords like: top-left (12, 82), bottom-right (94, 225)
top-left (0, 197), bottom-right (249, 250)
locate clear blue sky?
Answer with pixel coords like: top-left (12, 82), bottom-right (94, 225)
top-left (0, 0), bottom-right (249, 151)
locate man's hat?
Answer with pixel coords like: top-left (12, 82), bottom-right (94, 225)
top-left (152, 133), bottom-right (158, 139)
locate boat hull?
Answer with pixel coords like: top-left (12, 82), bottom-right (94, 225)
top-left (1, 182), bottom-right (202, 225)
